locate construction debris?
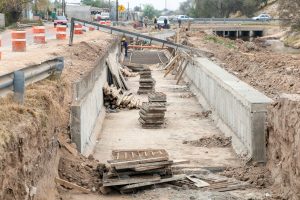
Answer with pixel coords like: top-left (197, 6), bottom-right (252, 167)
top-left (102, 149), bottom-right (187, 194)
top-left (103, 82), bottom-right (142, 110)
top-left (137, 68), bottom-right (156, 94)
top-left (120, 66), bottom-right (139, 77)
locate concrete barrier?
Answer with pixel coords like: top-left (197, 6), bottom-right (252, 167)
top-left (0, 13), bottom-right (4, 28)
top-left (70, 39), bottom-right (119, 155)
top-left (184, 57), bottom-right (273, 162)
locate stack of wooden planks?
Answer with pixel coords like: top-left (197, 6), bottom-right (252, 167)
top-left (103, 82), bottom-right (142, 110)
top-left (137, 68), bottom-right (156, 95)
top-left (101, 149), bottom-right (188, 194)
top-left (139, 92), bottom-right (167, 129)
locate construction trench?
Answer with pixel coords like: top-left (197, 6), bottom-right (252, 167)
top-left (0, 26), bottom-right (299, 200)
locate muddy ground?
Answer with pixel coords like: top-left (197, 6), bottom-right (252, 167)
top-left (0, 31), bottom-right (115, 199)
top-left (185, 31), bottom-right (300, 199)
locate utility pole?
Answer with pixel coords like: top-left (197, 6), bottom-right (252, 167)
top-left (116, 0), bottom-right (119, 22)
top-left (127, 2), bottom-right (129, 21)
top-left (109, 0), bottom-right (111, 12)
top-left (165, 0), bottom-right (167, 10)
top-left (62, 0), bottom-right (66, 16)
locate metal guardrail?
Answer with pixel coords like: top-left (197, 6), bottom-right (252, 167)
top-left (69, 18), bottom-right (194, 53)
top-left (192, 18), bottom-right (290, 24)
top-left (0, 57), bottom-right (64, 103)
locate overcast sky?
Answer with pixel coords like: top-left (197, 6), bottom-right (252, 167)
top-left (65, 0), bottom-right (186, 10)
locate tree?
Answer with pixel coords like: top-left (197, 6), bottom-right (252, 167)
top-left (81, 0), bottom-right (109, 8)
top-left (0, 0), bottom-right (32, 24)
top-left (179, 0), bottom-right (262, 18)
top-left (142, 4), bottom-right (159, 19)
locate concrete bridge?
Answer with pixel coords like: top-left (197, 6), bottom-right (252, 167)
top-left (212, 27), bottom-right (265, 38)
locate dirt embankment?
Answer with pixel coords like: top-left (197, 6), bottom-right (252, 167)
top-left (0, 32), bottom-right (115, 199)
top-left (185, 31), bottom-right (300, 199)
top-left (267, 95), bottom-right (300, 200)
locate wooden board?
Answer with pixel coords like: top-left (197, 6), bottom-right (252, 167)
top-left (103, 174), bottom-right (161, 187)
top-left (55, 177), bottom-right (90, 193)
top-left (120, 174), bottom-right (186, 192)
top-left (110, 149), bottom-right (169, 162)
top-left (114, 160), bottom-right (173, 170)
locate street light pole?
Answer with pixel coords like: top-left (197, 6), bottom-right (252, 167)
top-left (116, 0), bottom-right (119, 22)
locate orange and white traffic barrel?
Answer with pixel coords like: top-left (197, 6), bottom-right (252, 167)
top-left (56, 25), bottom-right (67, 40)
top-left (12, 30), bottom-right (26, 52)
top-left (74, 24), bottom-right (83, 34)
top-left (106, 20), bottom-right (111, 26)
top-left (33, 26), bottom-right (46, 44)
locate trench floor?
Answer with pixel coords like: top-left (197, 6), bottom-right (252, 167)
top-left (69, 69), bottom-right (250, 200)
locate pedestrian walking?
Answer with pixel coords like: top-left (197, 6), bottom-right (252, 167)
top-left (178, 18), bottom-right (182, 28)
top-left (154, 16), bottom-right (158, 29)
top-left (144, 16), bottom-right (149, 28)
top-left (164, 18), bottom-right (168, 29)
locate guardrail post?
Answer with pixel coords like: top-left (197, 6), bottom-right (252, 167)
top-left (51, 57), bottom-right (64, 80)
top-left (13, 71), bottom-right (25, 104)
top-left (69, 18), bottom-right (75, 46)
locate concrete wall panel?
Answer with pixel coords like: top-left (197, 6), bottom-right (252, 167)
top-left (70, 40), bottom-right (119, 154)
top-left (184, 57), bottom-right (273, 162)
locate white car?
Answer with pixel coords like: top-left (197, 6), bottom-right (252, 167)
top-left (157, 16), bottom-right (170, 27)
top-left (95, 12), bottom-right (110, 21)
top-left (252, 14), bottom-right (272, 21)
top-left (177, 15), bottom-right (193, 21)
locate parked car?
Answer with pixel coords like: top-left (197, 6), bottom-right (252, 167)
top-left (54, 16), bottom-right (68, 27)
top-left (95, 12), bottom-right (110, 21)
top-left (177, 15), bottom-right (193, 21)
top-left (157, 16), bottom-right (170, 29)
top-left (252, 14), bottom-right (272, 21)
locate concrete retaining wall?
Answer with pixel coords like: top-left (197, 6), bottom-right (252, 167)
top-left (71, 40), bottom-right (119, 154)
top-left (0, 13), bottom-right (5, 28)
top-left (184, 57), bottom-right (273, 162)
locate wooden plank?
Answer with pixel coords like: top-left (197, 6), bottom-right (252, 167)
top-left (163, 54), bottom-right (179, 71)
top-left (54, 177), bottom-right (90, 194)
top-left (119, 69), bottom-right (129, 90)
top-left (114, 160), bottom-right (173, 170)
top-left (215, 184), bottom-right (250, 192)
top-left (186, 175), bottom-right (210, 188)
top-left (120, 174), bottom-right (186, 192)
top-left (176, 60), bottom-right (189, 85)
top-left (103, 175), bottom-right (161, 187)
top-left (57, 137), bottom-right (78, 156)
top-left (134, 165), bottom-right (166, 172)
top-left (109, 157), bottom-right (169, 166)
top-left (111, 149), bottom-right (168, 161)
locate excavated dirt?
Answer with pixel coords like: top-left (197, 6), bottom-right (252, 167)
top-left (187, 31), bottom-right (300, 98)
top-left (183, 135), bottom-right (232, 148)
top-left (267, 95), bottom-right (300, 200)
top-left (186, 31), bottom-right (300, 200)
top-left (221, 165), bottom-right (271, 189)
top-left (58, 155), bottom-right (106, 192)
top-left (0, 32), bottom-right (115, 199)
